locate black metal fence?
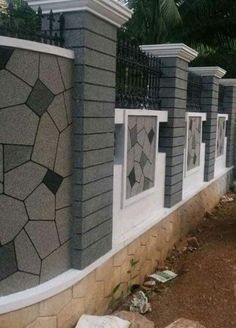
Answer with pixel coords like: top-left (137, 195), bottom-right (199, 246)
top-left (187, 72), bottom-right (202, 112)
top-left (116, 38), bottom-right (161, 109)
top-left (0, 1), bottom-right (65, 47)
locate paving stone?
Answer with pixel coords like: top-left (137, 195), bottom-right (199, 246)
top-left (47, 93), bottom-right (68, 132)
top-left (26, 317), bottom-right (57, 328)
top-left (4, 145), bottom-right (32, 172)
top-left (25, 184), bottom-right (55, 221)
top-left (39, 54), bottom-right (64, 95)
top-left (165, 318), bottom-right (206, 328)
top-left (6, 49), bottom-right (39, 86)
top-left (25, 221), bottom-right (60, 259)
top-left (15, 230), bottom-right (41, 275)
top-left (56, 207), bottom-right (72, 244)
top-left (54, 125), bottom-right (72, 177)
top-left (43, 169), bottom-right (63, 195)
top-left (64, 89), bottom-right (73, 124)
top-left (32, 113), bottom-right (59, 170)
top-left (58, 57), bottom-right (73, 90)
top-left (0, 70), bottom-right (31, 108)
top-left (0, 47), bottom-right (14, 70)
top-left (0, 242), bottom-right (17, 281)
top-left (0, 104), bottom-right (39, 145)
top-left (0, 195), bottom-right (28, 244)
top-left (39, 288), bottom-right (72, 316)
top-left (0, 271), bottom-right (39, 296)
top-left (27, 79), bottom-right (54, 117)
top-left (40, 241), bottom-right (70, 283)
top-left (0, 144), bottom-right (3, 182)
top-left (4, 162), bottom-right (46, 200)
top-left (56, 176), bottom-right (72, 209)
top-left (115, 311), bottom-right (154, 328)
top-left (0, 303), bottom-right (39, 328)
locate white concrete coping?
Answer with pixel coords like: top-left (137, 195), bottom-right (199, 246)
top-left (0, 35), bottom-right (74, 59)
top-left (28, 0), bottom-right (133, 27)
top-left (0, 166), bottom-right (233, 315)
top-left (140, 43), bottom-right (198, 63)
top-left (220, 79), bottom-right (236, 86)
top-left (189, 66), bottom-right (226, 79)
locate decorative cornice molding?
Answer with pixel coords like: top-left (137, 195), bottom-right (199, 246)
top-left (220, 79), bottom-right (236, 86)
top-left (189, 67), bottom-right (226, 79)
top-left (140, 43), bottom-right (198, 63)
top-left (28, 0), bottom-right (132, 27)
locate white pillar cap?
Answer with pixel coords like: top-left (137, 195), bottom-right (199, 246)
top-left (189, 67), bottom-right (226, 79)
top-left (140, 43), bottom-right (198, 63)
top-left (28, 0), bottom-right (132, 27)
top-left (220, 79), bottom-right (236, 86)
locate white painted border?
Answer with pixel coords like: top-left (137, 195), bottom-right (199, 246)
top-left (185, 112), bottom-right (206, 177)
top-left (215, 113), bottom-right (228, 159)
top-left (0, 166), bottom-right (232, 315)
top-left (0, 36), bottom-right (74, 59)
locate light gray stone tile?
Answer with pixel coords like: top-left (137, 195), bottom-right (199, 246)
top-left (0, 105), bottom-right (39, 145)
top-left (0, 272), bottom-right (39, 296)
top-left (54, 125), bottom-right (72, 177)
top-left (5, 162), bottom-right (47, 200)
top-left (56, 207), bottom-right (72, 244)
top-left (4, 145), bottom-right (32, 172)
top-left (25, 184), bottom-right (55, 221)
top-left (32, 112), bottom-right (59, 170)
top-left (56, 176), bottom-right (72, 209)
top-left (58, 57), bottom-right (73, 90)
top-left (25, 221), bottom-right (60, 259)
top-left (64, 90), bottom-right (73, 124)
top-left (0, 70), bottom-right (31, 109)
top-left (0, 195), bottom-right (28, 244)
top-left (40, 241), bottom-right (70, 283)
top-left (6, 49), bottom-right (39, 86)
top-left (47, 93), bottom-right (68, 132)
top-left (0, 182), bottom-right (2, 194)
top-left (0, 145), bottom-right (2, 182)
top-left (15, 230), bottom-right (41, 275)
top-left (39, 54), bottom-right (64, 95)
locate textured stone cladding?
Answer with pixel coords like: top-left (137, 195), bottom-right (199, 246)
top-left (126, 115), bottom-right (156, 199)
top-left (0, 170), bottom-right (232, 328)
top-left (0, 46), bottom-right (74, 296)
top-left (187, 116), bottom-right (201, 171)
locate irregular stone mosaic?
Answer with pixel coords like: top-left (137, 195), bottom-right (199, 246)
top-left (0, 46), bottom-right (73, 295)
top-left (216, 117), bottom-right (226, 157)
top-left (187, 116), bottom-right (201, 171)
top-left (126, 115), bottom-right (156, 199)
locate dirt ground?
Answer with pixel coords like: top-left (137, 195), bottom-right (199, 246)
top-left (144, 192), bottom-right (236, 328)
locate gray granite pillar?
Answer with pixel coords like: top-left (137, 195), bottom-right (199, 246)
top-left (140, 44), bottom-right (198, 207)
top-left (189, 67), bottom-right (226, 181)
top-left (31, 0), bottom-right (131, 269)
top-left (219, 79), bottom-right (236, 168)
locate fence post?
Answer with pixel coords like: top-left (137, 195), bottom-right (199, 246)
top-left (189, 67), bottom-right (226, 181)
top-left (140, 44), bottom-right (198, 207)
top-left (219, 79), bottom-right (236, 168)
top-left (29, 0), bottom-right (132, 269)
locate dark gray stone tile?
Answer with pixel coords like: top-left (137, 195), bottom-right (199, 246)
top-left (0, 47), bottom-right (13, 70)
top-left (27, 80), bottom-right (54, 116)
top-left (43, 169), bottom-right (63, 195)
top-left (0, 242), bottom-right (17, 281)
top-left (4, 145), bottom-right (32, 172)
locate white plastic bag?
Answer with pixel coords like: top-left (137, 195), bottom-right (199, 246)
top-left (75, 314), bottom-right (130, 328)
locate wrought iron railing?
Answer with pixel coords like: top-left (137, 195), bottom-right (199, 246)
top-left (187, 72), bottom-right (202, 112)
top-left (0, 1), bottom-right (65, 47)
top-left (116, 37), bottom-right (161, 110)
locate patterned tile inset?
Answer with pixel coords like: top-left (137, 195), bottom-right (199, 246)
top-left (187, 116), bottom-right (201, 171)
top-left (216, 117), bottom-right (226, 157)
top-left (126, 115), bottom-right (156, 199)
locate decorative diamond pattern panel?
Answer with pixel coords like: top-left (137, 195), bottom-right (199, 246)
top-left (216, 117), bottom-right (226, 157)
top-left (187, 116), bottom-right (201, 171)
top-left (126, 115), bottom-right (156, 199)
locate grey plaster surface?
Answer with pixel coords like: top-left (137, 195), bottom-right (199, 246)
top-left (39, 54), bottom-right (64, 95)
top-left (0, 242), bottom-right (17, 281)
top-left (54, 125), bottom-right (72, 177)
top-left (25, 184), bottom-right (55, 221)
top-left (32, 113), bottom-right (59, 170)
top-left (6, 49), bottom-right (39, 86)
top-left (0, 271), bottom-right (39, 296)
top-left (56, 176), bottom-right (72, 209)
top-left (58, 57), bottom-right (73, 90)
top-left (4, 162), bottom-right (46, 200)
top-left (0, 183), bottom-right (2, 194)
top-left (47, 93), bottom-right (68, 132)
top-left (4, 145), bottom-right (32, 172)
top-left (0, 195), bottom-right (28, 244)
top-left (0, 105), bottom-right (39, 145)
top-left (0, 70), bottom-right (31, 108)
top-left (15, 230), bottom-right (41, 275)
top-left (25, 221), bottom-right (60, 259)
top-left (64, 90), bottom-right (73, 124)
